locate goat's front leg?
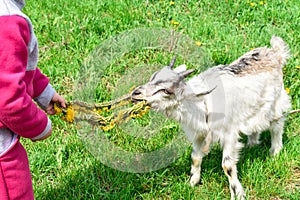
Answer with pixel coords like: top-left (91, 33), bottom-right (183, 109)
top-left (222, 134), bottom-right (245, 200)
top-left (190, 133), bottom-right (212, 187)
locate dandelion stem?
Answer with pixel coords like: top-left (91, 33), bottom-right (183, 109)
top-left (55, 93), bottom-right (150, 131)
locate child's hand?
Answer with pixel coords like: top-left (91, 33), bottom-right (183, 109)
top-left (45, 92), bottom-right (66, 115)
top-left (32, 93), bottom-right (65, 142)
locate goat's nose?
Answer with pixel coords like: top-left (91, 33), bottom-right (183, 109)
top-left (132, 89), bottom-right (141, 96)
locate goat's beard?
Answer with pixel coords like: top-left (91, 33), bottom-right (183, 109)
top-left (148, 99), bottom-right (179, 118)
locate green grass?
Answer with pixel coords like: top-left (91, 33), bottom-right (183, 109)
top-left (21, 0), bottom-right (300, 199)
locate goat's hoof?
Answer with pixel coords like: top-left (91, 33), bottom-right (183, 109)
top-left (189, 174), bottom-right (200, 187)
top-left (237, 192), bottom-right (246, 200)
top-left (230, 183), bottom-right (245, 200)
top-left (190, 181), bottom-right (197, 187)
top-left (231, 192), bottom-right (246, 200)
top-left (269, 147), bottom-right (282, 156)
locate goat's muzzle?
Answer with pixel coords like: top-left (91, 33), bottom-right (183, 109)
top-left (131, 87), bottom-right (145, 103)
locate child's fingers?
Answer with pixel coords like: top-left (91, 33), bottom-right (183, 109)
top-left (59, 97), bottom-right (66, 108)
top-left (52, 93), bottom-right (66, 108)
top-left (46, 103), bottom-right (56, 115)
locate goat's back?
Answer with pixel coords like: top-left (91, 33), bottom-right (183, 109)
top-left (191, 36), bottom-right (291, 135)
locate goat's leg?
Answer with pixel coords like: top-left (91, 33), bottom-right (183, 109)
top-left (190, 147), bottom-right (205, 187)
top-left (247, 132), bottom-right (260, 146)
top-left (190, 133), bottom-right (212, 187)
top-left (269, 118), bottom-right (284, 156)
top-left (222, 136), bottom-right (245, 200)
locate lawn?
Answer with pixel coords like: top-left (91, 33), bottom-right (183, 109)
top-left (22, 0), bottom-right (299, 199)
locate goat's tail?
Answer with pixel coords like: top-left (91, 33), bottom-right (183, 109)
top-left (270, 36), bottom-right (290, 67)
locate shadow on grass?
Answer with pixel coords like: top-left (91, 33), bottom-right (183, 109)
top-left (38, 150), bottom-right (193, 200)
top-left (240, 130), bottom-right (289, 162)
top-left (38, 131), bottom-right (290, 200)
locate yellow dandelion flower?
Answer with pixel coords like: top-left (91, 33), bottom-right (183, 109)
top-left (171, 20), bottom-right (179, 25)
top-left (147, 12), bottom-right (152, 16)
top-left (285, 87), bottom-right (290, 94)
top-left (102, 125), bottom-right (111, 132)
top-left (259, 1), bottom-right (266, 5)
top-left (195, 41), bottom-right (202, 46)
top-left (103, 107), bottom-right (110, 112)
top-left (101, 126), bottom-right (107, 131)
top-left (93, 108), bottom-right (100, 114)
top-left (296, 65), bottom-right (300, 69)
top-left (170, 1), bottom-right (175, 5)
top-left (250, 2), bottom-right (256, 7)
top-left (54, 103), bottom-right (63, 114)
top-left (130, 112), bottom-right (136, 117)
top-left (145, 105), bottom-right (151, 111)
top-left (61, 105), bottom-right (74, 123)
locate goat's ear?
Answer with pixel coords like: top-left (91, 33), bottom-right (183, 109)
top-left (173, 64), bottom-right (187, 73)
top-left (179, 69), bottom-right (195, 78)
top-left (194, 86), bottom-right (217, 96)
top-left (183, 83), bottom-right (217, 98)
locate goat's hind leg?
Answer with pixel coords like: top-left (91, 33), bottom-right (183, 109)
top-left (269, 118), bottom-right (285, 156)
top-left (190, 133), bottom-right (212, 187)
top-left (247, 132), bottom-right (260, 147)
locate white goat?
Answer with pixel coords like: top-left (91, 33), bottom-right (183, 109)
top-left (131, 36), bottom-right (291, 199)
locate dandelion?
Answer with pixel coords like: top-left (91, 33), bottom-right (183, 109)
top-left (101, 122), bottom-right (115, 131)
top-left (62, 106), bottom-right (74, 123)
top-left (147, 12), bottom-right (152, 16)
top-left (55, 103), bottom-right (75, 123)
top-left (250, 2), bottom-right (256, 7)
top-left (170, 1), bottom-right (175, 5)
top-left (103, 107), bottom-right (110, 112)
top-left (259, 1), bottom-right (266, 5)
top-left (195, 41), bottom-right (202, 46)
top-left (296, 65), bottom-right (300, 69)
top-left (54, 103), bottom-right (63, 114)
top-left (171, 20), bottom-right (179, 25)
top-left (285, 87), bottom-right (290, 94)
top-left (56, 92), bottom-right (151, 132)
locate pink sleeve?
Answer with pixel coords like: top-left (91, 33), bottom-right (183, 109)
top-left (0, 16), bottom-right (50, 139)
top-left (32, 68), bottom-right (50, 98)
top-left (33, 68), bottom-right (55, 110)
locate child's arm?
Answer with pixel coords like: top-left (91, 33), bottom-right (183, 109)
top-left (0, 16), bottom-right (53, 140)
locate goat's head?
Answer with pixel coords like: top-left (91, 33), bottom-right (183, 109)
top-left (131, 56), bottom-right (214, 112)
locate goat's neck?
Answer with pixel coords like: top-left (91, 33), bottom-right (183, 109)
top-left (163, 97), bottom-right (208, 132)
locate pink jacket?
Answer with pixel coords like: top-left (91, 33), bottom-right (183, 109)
top-left (0, 0), bottom-right (54, 154)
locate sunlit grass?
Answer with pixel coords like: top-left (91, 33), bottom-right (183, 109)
top-left (21, 0), bottom-right (300, 199)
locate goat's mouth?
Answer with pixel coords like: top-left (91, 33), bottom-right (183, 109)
top-left (131, 97), bottom-right (146, 104)
top-left (131, 88), bottom-right (147, 104)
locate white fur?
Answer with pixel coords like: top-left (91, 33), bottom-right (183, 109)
top-left (132, 36), bottom-right (291, 200)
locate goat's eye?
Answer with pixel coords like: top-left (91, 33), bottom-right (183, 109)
top-left (153, 89), bottom-right (173, 96)
top-left (163, 89), bottom-right (172, 95)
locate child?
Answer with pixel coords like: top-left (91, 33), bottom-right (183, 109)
top-left (0, 0), bottom-right (66, 199)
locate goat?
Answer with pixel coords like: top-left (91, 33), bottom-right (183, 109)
top-left (131, 36), bottom-right (291, 199)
